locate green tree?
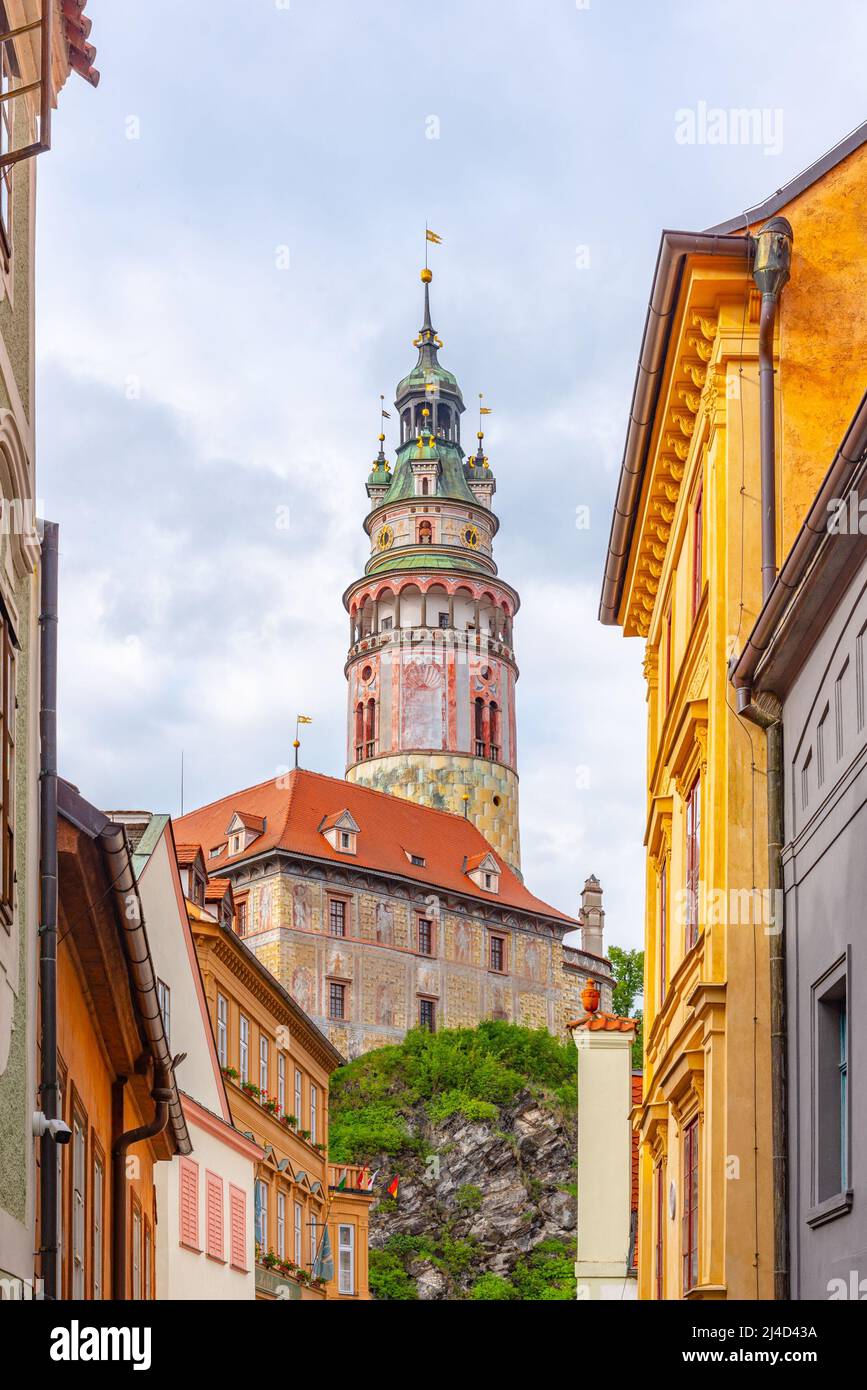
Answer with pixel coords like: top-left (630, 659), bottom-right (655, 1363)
top-left (608, 945), bottom-right (644, 1067)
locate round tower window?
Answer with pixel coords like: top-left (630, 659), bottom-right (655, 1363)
top-left (361, 665), bottom-right (373, 682)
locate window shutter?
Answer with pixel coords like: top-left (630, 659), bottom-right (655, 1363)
top-left (230, 1185), bottom-right (247, 1271)
top-left (179, 1158), bottom-right (199, 1249)
top-left (205, 1172), bottom-right (224, 1260)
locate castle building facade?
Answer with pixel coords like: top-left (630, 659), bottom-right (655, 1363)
top-left (175, 268), bottom-right (613, 1060)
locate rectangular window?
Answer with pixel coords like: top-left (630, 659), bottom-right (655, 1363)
top-left (132, 1204), bottom-right (142, 1300)
top-left (438, 612), bottom-right (449, 629)
top-left (277, 1193), bottom-right (286, 1260)
top-left (206, 1171), bottom-right (224, 1262)
top-left (685, 778), bottom-right (701, 951)
top-left (655, 1162), bottom-right (665, 1300)
top-left (278, 1053), bottom-right (286, 1113)
top-left (310, 1214), bottom-right (319, 1270)
top-left (255, 1180), bottom-right (269, 1252)
top-left (419, 997), bottom-right (436, 1032)
top-left (237, 899), bottom-right (248, 936)
top-left (417, 915), bottom-right (433, 956)
top-left (239, 1014), bottom-right (249, 1082)
top-left (295, 1067), bottom-right (303, 1122)
top-left (659, 858), bottom-right (668, 1005)
top-left (489, 934), bottom-right (506, 972)
top-left (72, 1111), bottom-right (87, 1299)
top-left (217, 993), bottom-right (228, 1068)
top-left (0, 614), bottom-right (15, 929)
top-left (409, 853), bottom-right (425, 867)
top-left (179, 1157), bottom-right (200, 1250)
top-left (692, 486), bottom-right (703, 618)
top-left (814, 966), bottom-right (850, 1204)
top-left (294, 1201), bottom-right (303, 1266)
top-left (310, 1084), bottom-right (318, 1145)
top-left (92, 1153), bottom-right (104, 1299)
top-left (681, 1119), bottom-right (699, 1294)
top-left (157, 979), bottom-right (171, 1048)
top-left (338, 1224), bottom-right (355, 1295)
top-left (329, 981), bottom-right (346, 1021)
top-left (259, 1033), bottom-right (269, 1096)
top-left (230, 1185), bottom-right (247, 1271)
top-left (329, 898), bottom-right (347, 937)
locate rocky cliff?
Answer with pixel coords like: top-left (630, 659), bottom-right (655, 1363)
top-left (328, 1022), bottom-right (579, 1300)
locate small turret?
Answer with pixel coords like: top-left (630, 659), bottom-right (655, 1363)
top-left (579, 874), bottom-right (605, 958)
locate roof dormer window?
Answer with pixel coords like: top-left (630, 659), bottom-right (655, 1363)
top-left (465, 851), bottom-right (501, 894)
top-left (225, 810), bottom-right (265, 858)
top-left (319, 809), bottom-right (360, 855)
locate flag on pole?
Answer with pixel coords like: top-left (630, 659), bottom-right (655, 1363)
top-left (366, 1168), bottom-right (380, 1191)
top-left (479, 406), bottom-right (492, 415)
top-left (357, 1167), bottom-right (369, 1191)
top-left (425, 229), bottom-right (442, 244)
top-left (387, 1174), bottom-right (400, 1199)
top-left (381, 408), bottom-right (391, 419)
top-left (297, 714), bottom-right (313, 724)
top-left (336, 1169), bottom-right (348, 1191)
top-left (311, 1223), bottom-right (334, 1282)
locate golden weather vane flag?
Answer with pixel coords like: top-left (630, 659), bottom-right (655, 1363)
top-left (425, 228), bottom-right (442, 244)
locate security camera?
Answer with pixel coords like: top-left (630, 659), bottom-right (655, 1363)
top-left (33, 1111), bottom-right (73, 1144)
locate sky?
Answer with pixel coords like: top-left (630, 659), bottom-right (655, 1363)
top-left (35, 0), bottom-right (867, 954)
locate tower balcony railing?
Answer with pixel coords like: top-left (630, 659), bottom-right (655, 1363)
top-left (347, 624), bottom-right (514, 666)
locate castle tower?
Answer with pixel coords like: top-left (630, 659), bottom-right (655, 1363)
top-left (343, 268), bottom-right (521, 871)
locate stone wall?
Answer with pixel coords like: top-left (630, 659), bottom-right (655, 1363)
top-left (233, 855), bottom-right (612, 1061)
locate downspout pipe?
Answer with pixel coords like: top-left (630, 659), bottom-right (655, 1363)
top-left (38, 521), bottom-right (60, 1300)
top-left (111, 1076), bottom-right (172, 1300)
top-left (741, 218), bottom-right (792, 1303)
top-left (753, 218), bottom-right (793, 602)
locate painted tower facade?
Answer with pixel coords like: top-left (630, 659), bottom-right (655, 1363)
top-left (344, 270), bottom-right (521, 871)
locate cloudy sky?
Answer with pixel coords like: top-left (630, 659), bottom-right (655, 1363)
top-left (35, 0), bottom-right (867, 952)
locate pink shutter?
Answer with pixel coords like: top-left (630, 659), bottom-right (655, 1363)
top-left (229, 1185), bottom-right (247, 1271)
top-left (205, 1171), bottom-right (224, 1260)
top-left (179, 1157), bottom-right (199, 1249)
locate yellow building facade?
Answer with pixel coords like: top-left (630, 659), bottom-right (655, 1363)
top-left (600, 131), bottom-right (867, 1299)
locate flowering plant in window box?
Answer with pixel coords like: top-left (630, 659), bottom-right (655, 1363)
top-left (280, 1113), bottom-right (298, 1130)
top-left (260, 1248), bottom-right (279, 1270)
top-left (299, 1128), bottom-right (311, 1141)
top-left (314, 1142), bottom-right (326, 1152)
top-left (240, 1080), bottom-right (261, 1099)
top-left (221, 1066), bottom-right (239, 1081)
top-left (260, 1093), bottom-right (279, 1116)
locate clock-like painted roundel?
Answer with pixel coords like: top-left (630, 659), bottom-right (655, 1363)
top-left (462, 524), bottom-right (479, 548)
top-left (376, 525), bottom-right (394, 550)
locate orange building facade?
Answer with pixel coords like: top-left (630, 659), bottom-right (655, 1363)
top-left (188, 892), bottom-right (372, 1301)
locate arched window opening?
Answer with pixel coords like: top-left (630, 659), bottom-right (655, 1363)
top-left (421, 478), bottom-right (429, 496)
top-left (354, 702), bottom-right (364, 761)
top-left (418, 519), bottom-right (433, 545)
top-left (365, 698), bottom-right (377, 759)
top-left (474, 698), bottom-right (485, 757)
top-left (489, 703), bottom-right (500, 760)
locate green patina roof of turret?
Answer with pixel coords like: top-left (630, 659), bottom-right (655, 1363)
top-left (395, 275), bottom-right (465, 407)
top-left (379, 438), bottom-right (478, 506)
top-left (365, 550), bottom-right (490, 576)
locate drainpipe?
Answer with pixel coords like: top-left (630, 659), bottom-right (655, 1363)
top-left (753, 218), bottom-right (793, 601)
top-left (749, 218), bottom-right (793, 1302)
top-left (38, 521), bottom-right (60, 1299)
top-left (111, 1072), bottom-right (173, 1299)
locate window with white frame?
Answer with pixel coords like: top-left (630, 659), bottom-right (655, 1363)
top-left (278, 1053), bottom-right (286, 1113)
top-left (259, 1033), bottom-right (269, 1096)
top-left (132, 1207), bottom-right (142, 1299)
top-left (310, 1214), bottom-right (319, 1270)
top-left (310, 1084), bottom-right (318, 1145)
top-left (277, 1192), bottom-right (286, 1260)
top-left (294, 1067), bottom-right (302, 1123)
top-left (217, 993), bottom-right (228, 1068)
top-left (239, 1015), bottom-right (249, 1083)
top-left (72, 1113), bottom-right (86, 1298)
top-left (92, 1155), bottom-right (104, 1300)
top-left (294, 1201), bottom-right (303, 1266)
top-left (255, 1180), bottom-right (269, 1251)
top-left (338, 1224), bottom-right (355, 1294)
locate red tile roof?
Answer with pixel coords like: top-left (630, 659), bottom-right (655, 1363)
top-left (175, 843), bottom-right (205, 868)
top-left (567, 1012), bottom-right (636, 1032)
top-left (205, 878), bottom-right (233, 903)
top-left (64, 1), bottom-right (100, 86)
top-left (174, 768), bottom-right (577, 924)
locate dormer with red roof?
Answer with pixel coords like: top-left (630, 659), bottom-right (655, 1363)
top-left (175, 844), bottom-right (207, 907)
top-left (318, 810), bottom-right (360, 855)
top-left (464, 851), bottom-right (500, 894)
top-left (226, 810), bottom-right (265, 858)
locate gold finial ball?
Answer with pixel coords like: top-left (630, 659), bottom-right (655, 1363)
top-left (477, 431), bottom-right (484, 440)
top-left (461, 791), bottom-right (470, 802)
top-left (378, 433), bottom-right (385, 442)
top-left (292, 740), bottom-right (300, 749)
top-left (422, 407), bottom-right (430, 417)
top-left (420, 267), bottom-right (432, 283)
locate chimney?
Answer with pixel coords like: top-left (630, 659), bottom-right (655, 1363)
top-left (579, 874), bottom-right (605, 957)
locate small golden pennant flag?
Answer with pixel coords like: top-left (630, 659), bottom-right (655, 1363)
top-left (479, 406), bottom-right (492, 415)
top-left (381, 408), bottom-right (391, 419)
top-left (297, 714), bottom-right (313, 724)
top-left (425, 229), bottom-right (442, 244)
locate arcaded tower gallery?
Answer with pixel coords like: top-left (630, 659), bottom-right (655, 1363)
top-left (344, 268), bottom-right (522, 872)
